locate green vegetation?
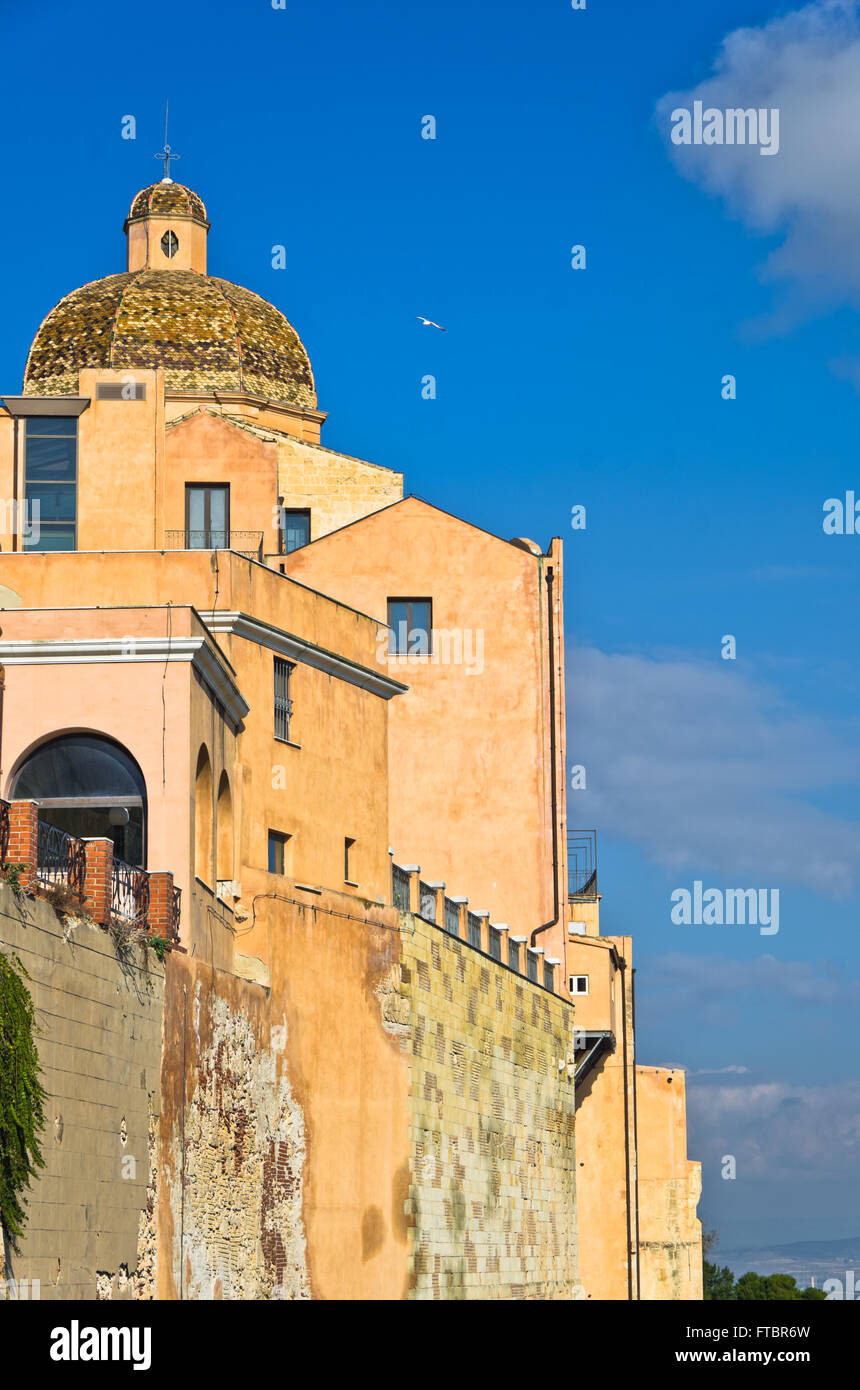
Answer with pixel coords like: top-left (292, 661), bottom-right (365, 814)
top-left (0, 952), bottom-right (46, 1254)
top-left (704, 1261), bottom-right (827, 1301)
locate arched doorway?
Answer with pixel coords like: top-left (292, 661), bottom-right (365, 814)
top-left (11, 733), bottom-right (147, 867)
top-left (194, 746), bottom-right (213, 884)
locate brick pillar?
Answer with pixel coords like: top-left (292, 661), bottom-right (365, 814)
top-left (8, 801), bottom-right (39, 891)
top-left (83, 838), bottom-right (114, 927)
top-left (148, 871), bottom-right (175, 939)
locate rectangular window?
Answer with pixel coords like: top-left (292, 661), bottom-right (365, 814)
top-left (569, 974), bottom-right (589, 995)
top-left (268, 831), bottom-right (289, 875)
top-left (24, 417), bottom-right (77, 551)
top-left (281, 508), bottom-right (310, 554)
top-left (387, 598), bottom-right (432, 655)
top-left (344, 837), bottom-right (356, 883)
top-left (508, 938), bottom-right (521, 972)
top-left (274, 657), bottom-right (294, 741)
top-left (185, 484), bottom-right (229, 548)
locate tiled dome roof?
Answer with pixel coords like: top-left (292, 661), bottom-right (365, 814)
top-left (23, 270), bottom-right (317, 407)
top-left (127, 182), bottom-right (207, 223)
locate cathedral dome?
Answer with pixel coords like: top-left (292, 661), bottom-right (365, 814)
top-left (127, 181), bottom-right (208, 224)
top-left (22, 177), bottom-right (316, 409)
top-left (23, 271), bottom-right (317, 406)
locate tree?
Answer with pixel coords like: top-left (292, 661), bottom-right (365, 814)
top-left (704, 1261), bottom-right (737, 1300)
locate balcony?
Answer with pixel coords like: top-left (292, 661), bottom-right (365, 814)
top-left (165, 529), bottom-right (264, 562)
top-left (568, 830), bottom-right (598, 899)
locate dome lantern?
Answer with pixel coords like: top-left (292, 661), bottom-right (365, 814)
top-left (124, 180), bottom-right (210, 274)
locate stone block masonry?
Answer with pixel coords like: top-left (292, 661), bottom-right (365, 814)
top-left (399, 914), bottom-right (579, 1299)
top-left (0, 883), bottom-right (163, 1300)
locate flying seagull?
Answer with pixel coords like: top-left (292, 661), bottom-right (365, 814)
top-left (416, 316), bottom-right (447, 331)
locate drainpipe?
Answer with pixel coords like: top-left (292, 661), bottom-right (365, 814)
top-left (631, 966), bottom-right (641, 1297)
top-left (11, 415), bottom-right (19, 553)
top-left (530, 564), bottom-right (560, 949)
top-left (620, 958), bottom-right (634, 1300)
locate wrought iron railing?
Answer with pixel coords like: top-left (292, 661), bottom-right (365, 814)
top-left (467, 912), bottom-right (482, 950)
top-left (111, 856), bottom-right (150, 925)
top-left (37, 820), bottom-right (86, 897)
top-left (165, 529), bottom-right (264, 561)
top-left (444, 897), bottom-right (460, 936)
top-left (488, 926), bottom-right (502, 963)
top-left (568, 830), bottom-right (598, 898)
top-left (526, 952), bottom-right (538, 984)
top-left (0, 800), bottom-right (9, 864)
top-left (419, 881), bottom-right (436, 922)
top-left (392, 863), bottom-right (410, 911)
top-left (508, 938), bottom-right (521, 972)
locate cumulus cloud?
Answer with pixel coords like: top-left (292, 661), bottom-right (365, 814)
top-left (656, 0), bottom-right (860, 324)
top-left (565, 646), bottom-right (860, 895)
top-left (687, 1077), bottom-right (860, 1180)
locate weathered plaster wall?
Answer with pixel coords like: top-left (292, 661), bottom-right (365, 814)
top-left (157, 952), bottom-right (310, 1300)
top-left (636, 1067), bottom-right (703, 1302)
top-left (400, 913), bottom-right (579, 1299)
top-left (0, 884), bottom-right (163, 1300)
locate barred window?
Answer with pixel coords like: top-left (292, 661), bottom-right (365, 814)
top-left (274, 657), bottom-right (294, 741)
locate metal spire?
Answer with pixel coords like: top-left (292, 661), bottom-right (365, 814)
top-left (154, 100), bottom-right (180, 183)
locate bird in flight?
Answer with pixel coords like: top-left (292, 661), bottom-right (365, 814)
top-left (416, 316), bottom-right (447, 331)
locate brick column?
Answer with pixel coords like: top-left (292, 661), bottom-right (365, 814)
top-left (8, 801), bottom-right (39, 892)
top-left (83, 838), bottom-right (114, 927)
top-left (148, 871), bottom-right (175, 939)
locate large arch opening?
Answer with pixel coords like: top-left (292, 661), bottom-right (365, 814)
top-left (11, 733), bottom-right (147, 866)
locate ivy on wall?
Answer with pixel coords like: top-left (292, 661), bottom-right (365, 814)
top-left (0, 952), bottom-right (46, 1254)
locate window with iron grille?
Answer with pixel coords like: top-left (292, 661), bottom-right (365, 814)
top-left (508, 938), bottom-right (521, 972)
top-left (387, 598), bottom-right (432, 655)
top-left (468, 913), bottom-right (482, 950)
top-left (488, 927), bottom-right (502, 962)
top-left (274, 657), bottom-right (294, 741)
top-left (527, 952), bottom-right (538, 983)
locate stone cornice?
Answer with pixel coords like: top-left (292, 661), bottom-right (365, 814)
top-left (200, 610), bottom-right (407, 701)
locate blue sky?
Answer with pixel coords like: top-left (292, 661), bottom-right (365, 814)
top-left (2, 0), bottom-right (859, 1253)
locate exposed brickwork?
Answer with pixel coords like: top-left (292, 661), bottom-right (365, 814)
top-left (147, 871), bottom-right (175, 938)
top-left (83, 837), bottom-right (113, 927)
top-left (399, 914), bottom-right (579, 1299)
top-left (8, 799), bottom-right (38, 890)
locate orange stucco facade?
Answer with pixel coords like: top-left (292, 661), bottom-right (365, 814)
top-left (0, 172), bottom-right (701, 1299)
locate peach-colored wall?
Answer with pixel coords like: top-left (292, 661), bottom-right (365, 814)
top-left (636, 1067), bottom-right (704, 1301)
top-left (284, 499), bottom-right (568, 953)
top-left (163, 409), bottom-right (279, 549)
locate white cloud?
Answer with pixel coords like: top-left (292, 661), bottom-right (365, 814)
top-left (566, 645), bottom-right (860, 894)
top-left (688, 1077), bottom-right (860, 1180)
top-left (656, 0), bottom-right (860, 323)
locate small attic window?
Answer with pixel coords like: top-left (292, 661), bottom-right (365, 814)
top-left (161, 230), bottom-right (179, 259)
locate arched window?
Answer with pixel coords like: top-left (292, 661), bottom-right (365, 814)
top-left (194, 746), bottom-right (213, 885)
top-left (11, 733), bottom-right (147, 866)
top-left (216, 772), bottom-right (232, 889)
